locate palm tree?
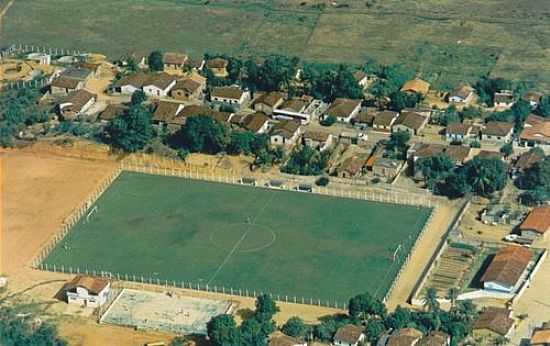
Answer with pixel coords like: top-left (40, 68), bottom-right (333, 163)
top-left (446, 287), bottom-right (459, 309)
top-left (422, 287), bottom-right (440, 313)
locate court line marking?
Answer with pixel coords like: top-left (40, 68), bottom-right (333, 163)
top-left (206, 192), bottom-right (277, 286)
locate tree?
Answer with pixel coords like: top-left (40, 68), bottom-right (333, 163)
top-left (469, 140), bottom-right (481, 148)
top-left (511, 99), bottom-right (531, 129)
top-left (422, 287), bottom-right (440, 313)
top-left (281, 146), bottom-right (329, 176)
top-left (385, 306), bottom-right (413, 330)
top-left (130, 90), bottom-right (147, 106)
top-left (446, 288), bottom-right (459, 310)
top-left (227, 131), bottom-right (256, 155)
top-left (461, 157), bottom-right (508, 197)
top-left (385, 131), bottom-right (411, 160)
top-left (438, 105), bottom-right (461, 126)
top-left (254, 294), bottom-right (280, 323)
top-left (308, 64), bottom-right (363, 102)
top-left (282, 317), bottom-right (307, 338)
top-left (179, 116), bottom-right (230, 154)
top-left (437, 171), bottom-right (470, 199)
top-left (416, 154), bottom-right (455, 190)
top-left (365, 320), bottom-right (385, 344)
top-left (348, 292), bottom-right (387, 321)
top-left (500, 143), bottom-right (513, 158)
top-left (517, 156), bottom-right (550, 191)
top-left (106, 104), bottom-right (154, 152)
top-left (389, 91), bottom-right (422, 112)
top-left (0, 307), bottom-right (67, 346)
top-left (206, 314), bottom-right (240, 346)
top-left (537, 95), bottom-right (550, 117)
top-left (240, 318), bottom-right (268, 346)
top-left (474, 77), bottom-right (511, 106)
top-left (320, 115), bottom-right (337, 127)
top-left (520, 187), bottom-right (550, 206)
top-left (148, 50), bottom-right (164, 71)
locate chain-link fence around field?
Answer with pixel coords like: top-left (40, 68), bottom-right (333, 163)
top-left (33, 160), bottom-right (437, 309)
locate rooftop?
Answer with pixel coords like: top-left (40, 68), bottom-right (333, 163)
top-left (480, 245), bottom-right (532, 288)
top-left (482, 121), bottom-right (514, 137)
top-left (334, 324), bottom-right (364, 344)
top-left (474, 307), bottom-right (514, 336)
top-left (326, 98), bottom-right (361, 118)
top-left (519, 207), bottom-right (550, 234)
top-left (67, 275), bottom-right (109, 295)
top-left (212, 86), bottom-right (244, 100)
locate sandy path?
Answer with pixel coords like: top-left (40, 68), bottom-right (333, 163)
top-left (385, 201), bottom-right (459, 310)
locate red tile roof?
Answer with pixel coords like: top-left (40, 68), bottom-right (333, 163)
top-left (519, 207), bottom-right (550, 234)
top-left (481, 246), bottom-right (532, 287)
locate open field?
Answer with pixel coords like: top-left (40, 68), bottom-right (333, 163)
top-left (1, 0), bottom-right (549, 90)
top-left (43, 172), bottom-right (431, 303)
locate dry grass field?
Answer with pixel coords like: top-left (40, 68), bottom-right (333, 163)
top-left (1, 0), bottom-right (549, 90)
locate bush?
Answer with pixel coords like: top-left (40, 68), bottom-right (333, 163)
top-left (320, 115), bottom-right (337, 127)
top-left (177, 149), bottom-right (189, 161)
top-left (315, 176), bottom-right (330, 186)
top-left (469, 140), bottom-right (481, 148)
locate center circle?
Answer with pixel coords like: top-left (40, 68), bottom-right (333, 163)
top-left (209, 223), bottom-right (277, 253)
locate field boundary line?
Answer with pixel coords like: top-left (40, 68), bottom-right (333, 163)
top-left (30, 166), bottom-right (123, 269)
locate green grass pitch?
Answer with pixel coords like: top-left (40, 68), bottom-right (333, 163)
top-left (44, 172), bottom-right (431, 303)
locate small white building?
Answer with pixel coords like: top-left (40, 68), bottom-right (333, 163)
top-left (448, 84), bottom-right (475, 104)
top-left (110, 72), bottom-right (149, 95)
top-left (445, 123), bottom-right (473, 143)
top-left (494, 90), bottom-right (515, 109)
top-left (270, 120), bottom-right (302, 148)
top-left (142, 73), bottom-right (177, 97)
top-left (481, 121), bottom-right (514, 144)
top-left (480, 245), bottom-right (532, 293)
top-left (333, 324), bottom-right (365, 346)
top-left (57, 89), bottom-right (97, 121)
top-left (324, 98), bottom-right (362, 123)
top-left (211, 87), bottom-right (250, 109)
top-left (66, 275), bottom-right (110, 308)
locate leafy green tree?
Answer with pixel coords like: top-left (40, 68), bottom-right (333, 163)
top-left (148, 50), bottom-right (164, 71)
top-left (439, 105), bottom-right (461, 126)
top-left (520, 188), bottom-right (550, 206)
top-left (130, 90), bottom-right (147, 106)
top-left (281, 146), bottom-right (329, 176)
top-left (500, 143), bottom-right (513, 158)
top-left (240, 318), bottom-right (268, 346)
top-left (474, 77), bottom-right (511, 106)
top-left (365, 320), bottom-right (385, 344)
top-left (106, 104), bottom-right (154, 152)
top-left (206, 314), bottom-right (241, 346)
top-left (0, 123), bottom-right (15, 147)
top-left (308, 64), bottom-right (363, 102)
top-left (437, 171), bottom-right (470, 199)
top-left (537, 95), bottom-right (550, 117)
top-left (179, 116), bottom-right (230, 154)
top-left (460, 106), bottom-right (482, 120)
top-left (389, 91), bottom-right (422, 112)
top-left (446, 288), bottom-right (460, 310)
top-left (385, 131), bottom-right (411, 160)
top-left (469, 140), bottom-right (481, 148)
top-left (348, 292), bottom-right (387, 321)
top-left (320, 115), bottom-right (337, 127)
top-left (228, 131), bottom-right (256, 155)
top-left (461, 157), bottom-right (508, 197)
top-left (385, 306), bottom-right (413, 330)
top-left (422, 287), bottom-right (440, 313)
top-left (282, 317), bottom-right (307, 338)
top-left (417, 154), bottom-right (455, 190)
top-left (511, 99), bottom-right (532, 131)
top-left (517, 156), bottom-right (550, 192)
top-left (0, 307), bottom-right (67, 346)
top-left (254, 294), bottom-right (280, 323)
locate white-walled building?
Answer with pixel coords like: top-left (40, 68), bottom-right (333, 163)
top-left (333, 324), bottom-right (365, 346)
top-left (66, 275), bottom-right (111, 308)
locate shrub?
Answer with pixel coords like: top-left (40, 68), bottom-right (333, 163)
top-left (316, 176), bottom-right (330, 186)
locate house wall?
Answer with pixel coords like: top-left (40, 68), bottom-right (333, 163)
top-left (483, 281), bottom-right (514, 293)
top-left (143, 81), bottom-right (176, 97)
top-left (67, 284), bottom-right (110, 308)
top-left (331, 104), bottom-right (361, 123)
top-left (482, 132), bottom-right (512, 144)
top-left (119, 85), bottom-right (140, 95)
top-left (520, 229), bottom-right (545, 240)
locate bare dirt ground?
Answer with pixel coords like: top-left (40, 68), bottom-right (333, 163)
top-left (1, 144), bottom-right (342, 345)
top-left (385, 200), bottom-right (460, 310)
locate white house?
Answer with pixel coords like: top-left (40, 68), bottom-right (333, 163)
top-left (448, 84), bottom-right (475, 104)
top-left (270, 120), bottom-right (302, 148)
top-left (324, 98), bottom-right (362, 123)
top-left (142, 73), bottom-right (177, 97)
top-left (57, 89), bottom-right (97, 120)
top-left (303, 130), bottom-right (334, 152)
top-left (334, 324), bottom-right (365, 346)
top-left (481, 121), bottom-right (514, 144)
top-left (445, 123), bottom-right (473, 143)
top-left (211, 86), bottom-right (250, 109)
top-left (480, 245), bottom-right (532, 293)
top-left (273, 97), bottom-right (314, 124)
top-left (241, 112), bottom-right (271, 134)
top-left (110, 72), bottom-right (149, 95)
top-left (65, 275), bottom-right (110, 308)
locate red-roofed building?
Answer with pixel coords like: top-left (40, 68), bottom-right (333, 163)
top-left (519, 207), bottom-right (550, 240)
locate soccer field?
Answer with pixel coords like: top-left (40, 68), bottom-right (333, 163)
top-left (44, 172), bottom-right (432, 304)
